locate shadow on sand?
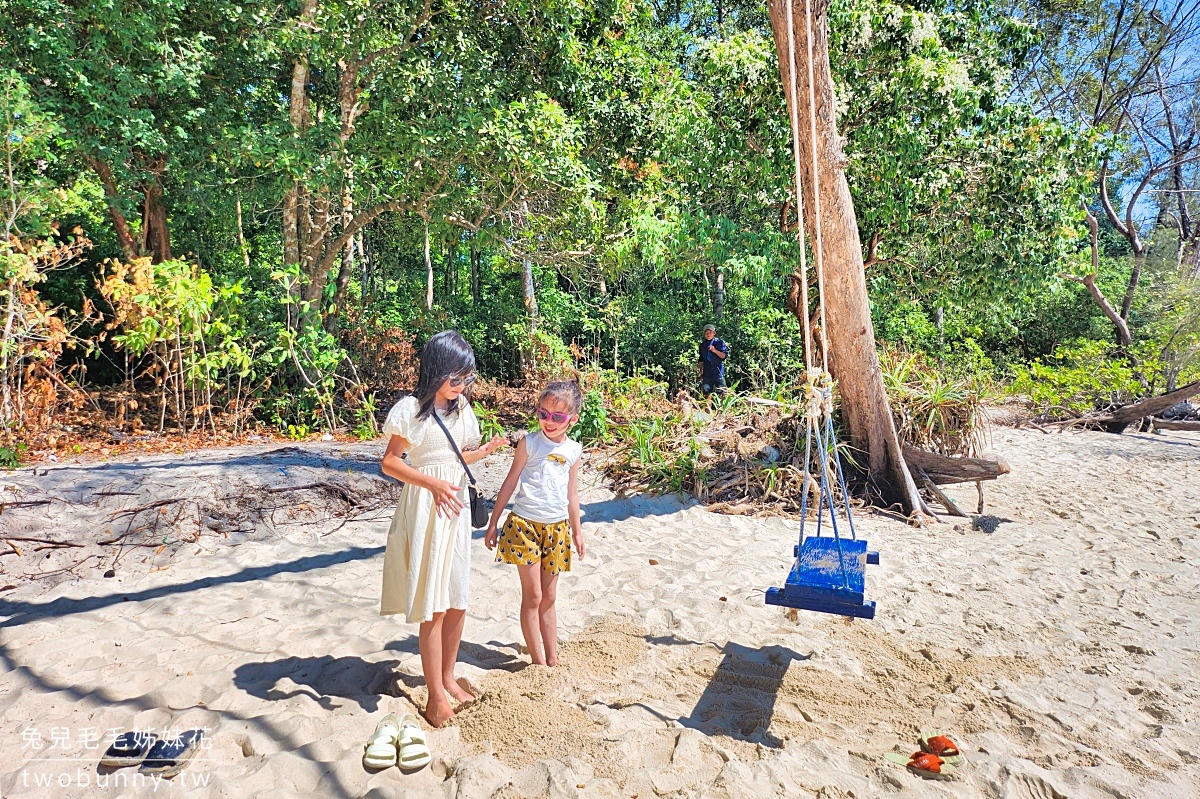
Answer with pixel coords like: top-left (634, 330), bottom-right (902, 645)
top-left (231, 639), bottom-right (527, 716)
top-left (233, 655), bottom-right (405, 713)
top-left (627, 635), bottom-right (812, 748)
top-left (0, 546), bottom-right (385, 628)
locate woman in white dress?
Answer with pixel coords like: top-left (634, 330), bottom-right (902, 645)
top-left (379, 331), bottom-right (507, 727)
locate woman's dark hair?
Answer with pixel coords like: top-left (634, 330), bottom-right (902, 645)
top-left (414, 330), bottom-right (476, 420)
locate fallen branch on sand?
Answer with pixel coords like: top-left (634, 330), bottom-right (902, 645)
top-left (3, 535), bottom-right (84, 548)
top-left (0, 499), bottom-right (53, 513)
top-left (1099, 381), bottom-right (1200, 433)
top-left (1031, 381), bottom-right (1200, 434)
top-left (106, 497), bottom-right (187, 520)
top-left (1151, 417), bottom-right (1200, 432)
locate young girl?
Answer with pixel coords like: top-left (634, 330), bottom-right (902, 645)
top-left (484, 380), bottom-right (585, 667)
top-left (379, 331), bottom-right (507, 727)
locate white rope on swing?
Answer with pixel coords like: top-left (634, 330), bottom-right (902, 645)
top-left (785, 0), bottom-right (832, 374)
top-left (801, 0), bottom-right (829, 374)
top-left (785, 0), bottom-right (833, 421)
top-left (784, 0), bottom-right (813, 371)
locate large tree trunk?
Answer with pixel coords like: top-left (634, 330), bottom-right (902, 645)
top-left (282, 0), bottom-right (316, 329)
top-left (86, 155), bottom-right (139, 262)
top-left (768, 0), bottom-right (927, 516)
top-left (141, 159), bottom-right (172, 264)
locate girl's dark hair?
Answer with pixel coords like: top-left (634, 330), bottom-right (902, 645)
top-left (539, 379), bottom-right (583, 415)
top-left (414, 330), bottom-right (476, 420)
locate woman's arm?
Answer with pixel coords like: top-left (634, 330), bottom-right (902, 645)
top-left (484, 436), bottom-right (528, 549)
top-left (567, 459), bottom-right (584, 559)
top-left (381, 435), bottom-right (464, 519)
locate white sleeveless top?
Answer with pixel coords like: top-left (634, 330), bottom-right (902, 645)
top-left (511, 431), bottom-right (582, 524)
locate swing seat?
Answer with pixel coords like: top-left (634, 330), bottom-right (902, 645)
top-left (766, 537), bottom-right (878, 619)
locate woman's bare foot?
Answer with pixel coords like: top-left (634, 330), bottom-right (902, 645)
top-left (444, 678), bottom-right (476, 706)
top-left (424, 699), bottom-right (456, 729)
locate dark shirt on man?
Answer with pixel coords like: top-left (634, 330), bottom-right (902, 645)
top-left (698, 337), bottom-right (728, 385)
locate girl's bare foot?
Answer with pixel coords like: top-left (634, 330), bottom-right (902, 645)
top-left (444, 678), bottom-right (476, 706)
top-left (424, 699), bottom-right (456, 729)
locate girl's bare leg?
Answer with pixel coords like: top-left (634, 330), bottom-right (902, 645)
top-left (516, 563), bottom-right (546, 665)
top-left (440, 607), bottom-right (475, 704)
top-left (419, 614), bottom-right (455, 727)
top-left (539, 571), bottom-right (561, 667)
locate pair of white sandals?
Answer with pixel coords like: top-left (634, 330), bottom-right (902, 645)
top-left (362, 713), bottom-right (431, 771)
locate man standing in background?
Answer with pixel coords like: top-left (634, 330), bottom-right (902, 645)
top-left (697, 323), bottom-right (728, 396)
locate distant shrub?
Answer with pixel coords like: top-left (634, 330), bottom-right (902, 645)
top-left (1008, 340), bottom-right (1147, 418)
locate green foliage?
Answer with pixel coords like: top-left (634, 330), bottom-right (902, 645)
top-left (353, 393), bottom-right (379, 441)
top-left (283, 423), bottom-right (312, 441)
top-left (833, 0), bottom-right (1096, 330)
top-left (1009, 341), bottom-right (1147, 418)
top-left (0, 0), bottom-right (1183, 461)
top-left (569, 389), bottom-right (610, 444)
top-left (881, 347), bottom-right (987, 456)
top-left (0, 442), bottom-right (26, 468)
top-left (476, 406), bottom-right (507, 443)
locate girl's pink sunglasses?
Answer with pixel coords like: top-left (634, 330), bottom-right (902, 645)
top-left (535, 408), bottom-right (571, 424)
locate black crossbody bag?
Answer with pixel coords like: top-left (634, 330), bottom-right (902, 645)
top-left (432, 411), bottom-right (491, 529)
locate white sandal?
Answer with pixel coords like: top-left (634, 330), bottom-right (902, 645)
top-left (396, 714), bottom-right (431, 770)
top-left (362, 713), bottom-right (400, 769)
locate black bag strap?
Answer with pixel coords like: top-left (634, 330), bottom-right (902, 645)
top-left (431, 407), bottom-right (477, 487)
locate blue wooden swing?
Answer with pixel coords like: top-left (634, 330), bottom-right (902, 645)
top-left (765, 375), bottom-right (878, 619)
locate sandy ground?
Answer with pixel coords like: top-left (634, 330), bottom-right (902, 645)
top-left (1, 425), bottom-right (1198, 798)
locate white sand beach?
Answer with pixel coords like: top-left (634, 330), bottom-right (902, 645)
top-left (1, 425), bottom-right (1198, 798)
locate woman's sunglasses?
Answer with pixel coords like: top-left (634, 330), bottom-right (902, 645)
top-left (535, 407), bottom-right (571, 424)
top-left (449, 374), bottom-right (476, 388)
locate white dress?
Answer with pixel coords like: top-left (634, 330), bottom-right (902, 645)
top-left (379, 396), bottom-right (480, 623)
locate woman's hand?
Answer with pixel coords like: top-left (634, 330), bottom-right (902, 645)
top-left (480, 435), bottom-right (509, 456)
top-left (484, 525), bottom-right (499, 551)
top-left (429, 479), bottom-right (464, 519)
top-left (572, 529), bottom-right (585, 560)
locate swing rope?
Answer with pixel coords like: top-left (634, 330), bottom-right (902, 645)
top-left (783, 0), bottom-right (858, 595)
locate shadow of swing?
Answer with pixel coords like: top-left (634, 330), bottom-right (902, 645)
top-left (638, 636), bottom-right (813, 749)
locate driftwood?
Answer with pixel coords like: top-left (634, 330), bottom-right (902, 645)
top-left (1101, 380), bottom-right (1200, 433)
top-left (1152, 417), bottom-right (1200, 432)
top-left (902, 446), bottom-right (1011, 486)
top-left (915, 467), bottom-right (967, 517)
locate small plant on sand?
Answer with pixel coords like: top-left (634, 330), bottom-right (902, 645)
top-left (352, 393), bottom-right (379, 440)
top-left (0, 442), bottom-right (25, 469)
top-left (285, 423), bottom-right (311, 440)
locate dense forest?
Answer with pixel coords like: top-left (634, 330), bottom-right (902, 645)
top-left (0, 0), bottom-right (1197, 469)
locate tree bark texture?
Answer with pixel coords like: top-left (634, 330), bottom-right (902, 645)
top-left (86, 155), bottom-right (172, 264)
top-left (282, 0), bottom-right (316, 327)
top-left (767, 0), bottom-right (927, 515)
top-left (1076, 207), bottom-right (1132, 347)
top-left (141, 158), bottom-right (172, 263)
top-left (424, 219), bottom-right (434, 310)
top-left (86, 155), bottom-right (139, 262)
top-left (902, 445), bottom-right (1010, 486)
